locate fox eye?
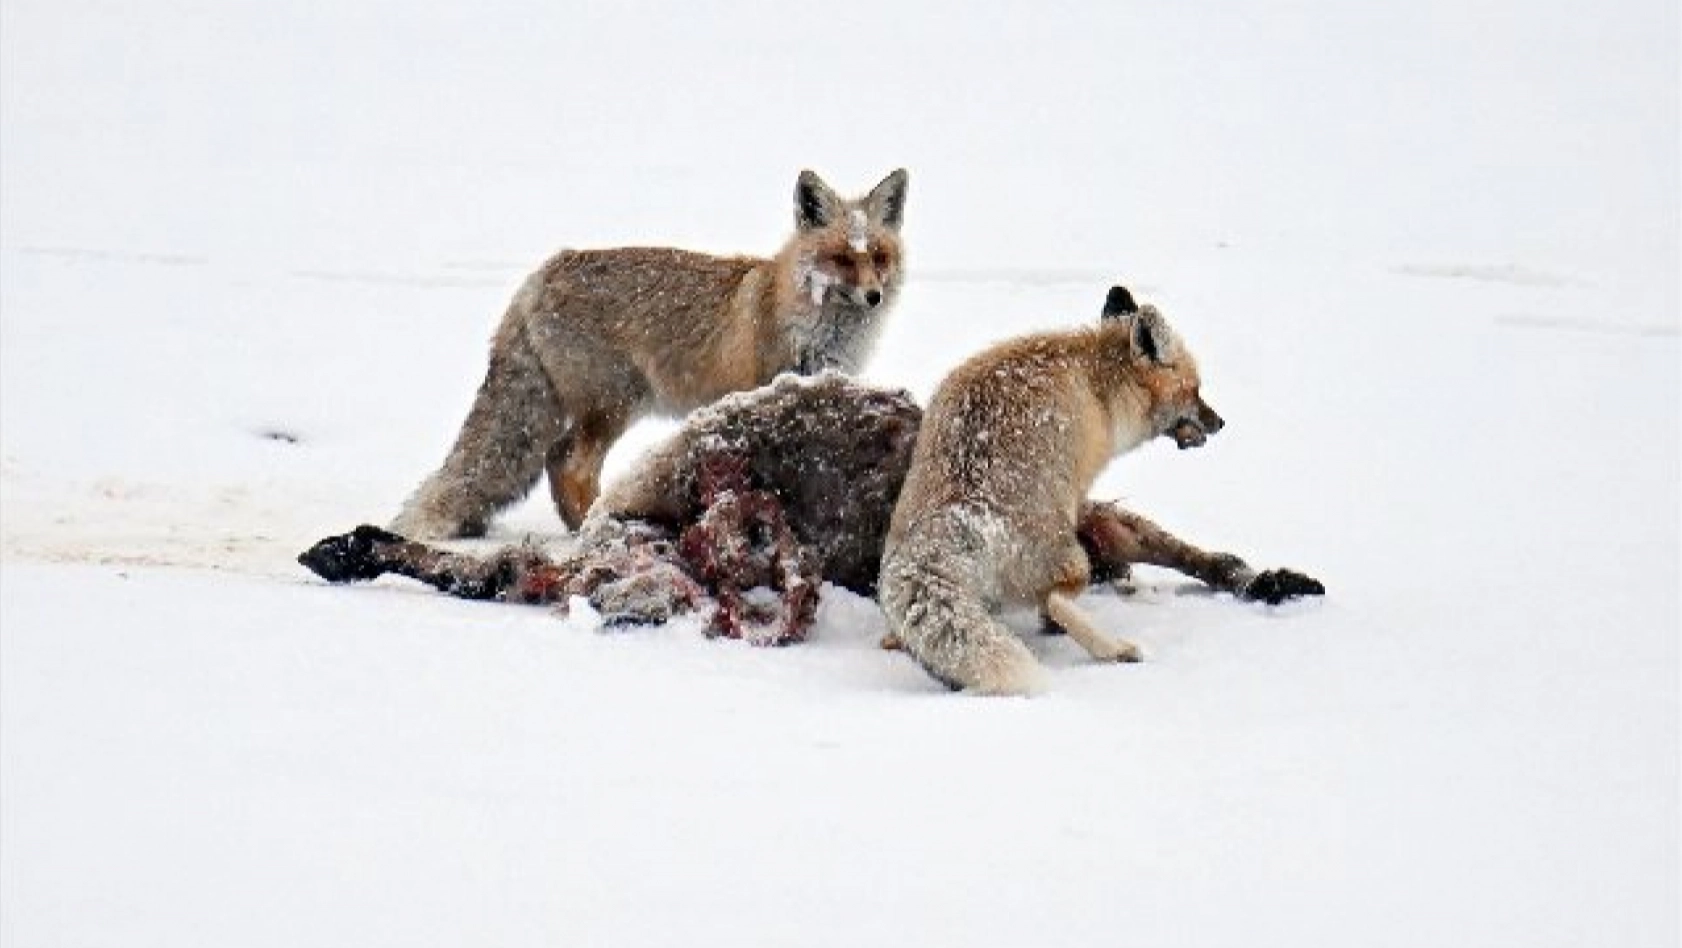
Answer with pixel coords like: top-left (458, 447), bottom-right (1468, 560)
top-left (872, 251), bottom-right (890, 269)
top-left (827, 253), bottom-right (854, 269)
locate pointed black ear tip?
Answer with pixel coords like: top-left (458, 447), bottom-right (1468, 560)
top-left (795, 171), bottom-right (834, 226)
top-left (1102, 285), bottom-right (1139, 319)
top-left (870, 169), bottom-right (910, 203)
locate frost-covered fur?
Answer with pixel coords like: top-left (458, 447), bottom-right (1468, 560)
top-left (593, 371), bottom-right (922, 595)
top-left (392, 168), bottom-right (909, 539)
top-left (879, 286), bottom-right (1226, 695)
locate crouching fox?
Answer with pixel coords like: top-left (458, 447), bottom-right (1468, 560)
top-left (392, 168), bottom-right (910, 539)
top-left (879, 286), bottom-right (1225, 695)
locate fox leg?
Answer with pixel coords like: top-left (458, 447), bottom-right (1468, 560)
top-left (1043, 592), bottom-right (1143, 663)
top-left (1040, 544), bottom-right (1142, 663)
top-left (545, 409), bottom-right (633, 530)
top-left (1076, 502), bottom-right (1324, 604)
top-left (391, 339), bottom-right (568, 539)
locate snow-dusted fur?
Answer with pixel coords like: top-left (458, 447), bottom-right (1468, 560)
top-left (879, 287), bottom-right (1225, 695)
top-left (592, 372), bottom-right (921, 594)
top-left (392, 168), bottom-right (909, 538)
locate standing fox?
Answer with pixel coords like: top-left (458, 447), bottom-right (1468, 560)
top-left (392, 168), bottom-right (910, 539)
top-left (879, 286), bottom-right (1224, 695)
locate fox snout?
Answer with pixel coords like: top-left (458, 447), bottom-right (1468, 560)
top-left (844, 281), bottom-right (885, 309)
top-left (1198, 402), bottom-right (1224, 435)
top-left (1170, 400), bottom-right (1224, 450)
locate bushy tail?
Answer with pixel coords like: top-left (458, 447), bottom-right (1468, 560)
top-left (878, 514), bottom-right (1046, 695)
top-left (391, 324), bottom-right (567, 539)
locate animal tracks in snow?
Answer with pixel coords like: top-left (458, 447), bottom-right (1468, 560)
top-left (286, 268), bottom-right (506, 289)
top-left (1494, 313), bottom-right (1678, 338)
top-left (1391, 262), bottom-right (1582, 288)
top-left (14, 245), bottom-right (209, 267)
top-left (6, 246), bottom-right (509, 290)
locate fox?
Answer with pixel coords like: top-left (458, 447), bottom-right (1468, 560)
top-left (877, 285), bottom-right (1225, 695)
top-left (391, 167), bottom-right (910, 539)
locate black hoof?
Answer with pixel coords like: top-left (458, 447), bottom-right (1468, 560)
top-left (1243, 569), bottom-right (1326, 605)
top-left (298, 524), bottom-right (403, 583)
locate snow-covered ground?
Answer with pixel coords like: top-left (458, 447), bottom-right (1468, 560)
top-left (2, 1), bottom-right (1676, 945)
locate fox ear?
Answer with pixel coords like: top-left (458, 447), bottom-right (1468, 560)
top-left (864, 168), bottom-right (909, 229)
top-left (1132, 308), bottom-right (1173, 363)
top-left (1100, 285), bottom-right (1138, 321)
top-left (795, 170), bottom-right (843, 231)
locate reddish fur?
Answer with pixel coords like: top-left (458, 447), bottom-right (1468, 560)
top-left (390, 169), bottom-right (909, 539)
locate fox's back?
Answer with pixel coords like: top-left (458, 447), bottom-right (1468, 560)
top-left (890, 331), bottom-right (1105, 545)
top-left (513, 247), bottom-right (772, 409)
top-left (534, 247), bottom-right (759, 339)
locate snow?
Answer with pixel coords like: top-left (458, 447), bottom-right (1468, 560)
top-left (2, 0), bottom-right (1676, 945)
top-left (797, 251), bottom-right (839, 306)
top-left (848, 209), bottom-right (870, 253)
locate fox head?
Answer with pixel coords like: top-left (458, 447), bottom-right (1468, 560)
top-left (792, 168), bottom-right (909, 311)
top-left (1100, 285), bottom-right (1224, 450)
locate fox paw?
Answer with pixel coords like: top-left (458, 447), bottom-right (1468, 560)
top-left (1242, 569), bottom-right (1325, 605)
top-left (1091, 638), bottom-right (1144, 663)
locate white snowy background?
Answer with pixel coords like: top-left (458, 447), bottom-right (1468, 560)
top-left (2, 1), bottom-right (1677, 945)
